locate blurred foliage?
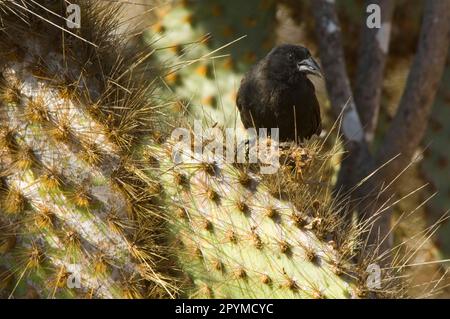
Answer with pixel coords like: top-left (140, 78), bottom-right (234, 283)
top-left (145, 0), bottom-right (277, 128)
top-left (423, 56), bottom-right (450, 261)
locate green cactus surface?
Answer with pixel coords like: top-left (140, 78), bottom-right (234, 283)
top-left (145, 0), bottom-right (277, 129)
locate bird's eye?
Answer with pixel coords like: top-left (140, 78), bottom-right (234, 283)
top-left (287, 53), bottom-right (294, 61)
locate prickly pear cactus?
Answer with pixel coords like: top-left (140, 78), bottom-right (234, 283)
top-left (156, 141), bottom-right (362, 298)
top-left (0, 0), bottom-right (179, 298)
top-left (146, 0), bottom-right (277, 129)
top-left (0, 0), bottom-right (408, 299)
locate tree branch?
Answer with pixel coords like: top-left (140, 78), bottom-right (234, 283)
top-left (311, 0), bottom-right (450, 254)
top-left (311, 0), bottom-right (364, 143)
top-left (354, 0), bottom-right (395, 142)
top-left (375, 0), bottom-right (450, 182)
top-left (311, 0), bottom-right (373, 195)
top-left (359, 0), bottom-right (449, 253)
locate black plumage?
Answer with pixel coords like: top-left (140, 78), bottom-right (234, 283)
top-left (236, 44), bottom-right (322, 142)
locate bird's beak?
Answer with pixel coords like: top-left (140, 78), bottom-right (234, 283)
top-left (297, 57), bottom-right (323, 78)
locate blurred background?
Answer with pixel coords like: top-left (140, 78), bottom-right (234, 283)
top-left (118, 0), bottom-right (450, 297)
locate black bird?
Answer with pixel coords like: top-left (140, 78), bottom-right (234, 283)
top-left (236, 44), bottom-right (322, 142)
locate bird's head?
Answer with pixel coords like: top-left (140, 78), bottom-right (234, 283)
top-left (266, 44), bottom-right (322, 82)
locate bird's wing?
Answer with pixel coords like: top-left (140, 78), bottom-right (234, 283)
top-left (236, 75), bottom-right (260, 129)
top-left (313, 93), bottom-right (322, 135)
top-left (304, 79), bottom-right (322, 136)
top-left (235, 78), bottom-right (245, 111)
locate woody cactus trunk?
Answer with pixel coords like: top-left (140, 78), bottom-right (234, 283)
top-left (0, 0), bottom-right (406, 299)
